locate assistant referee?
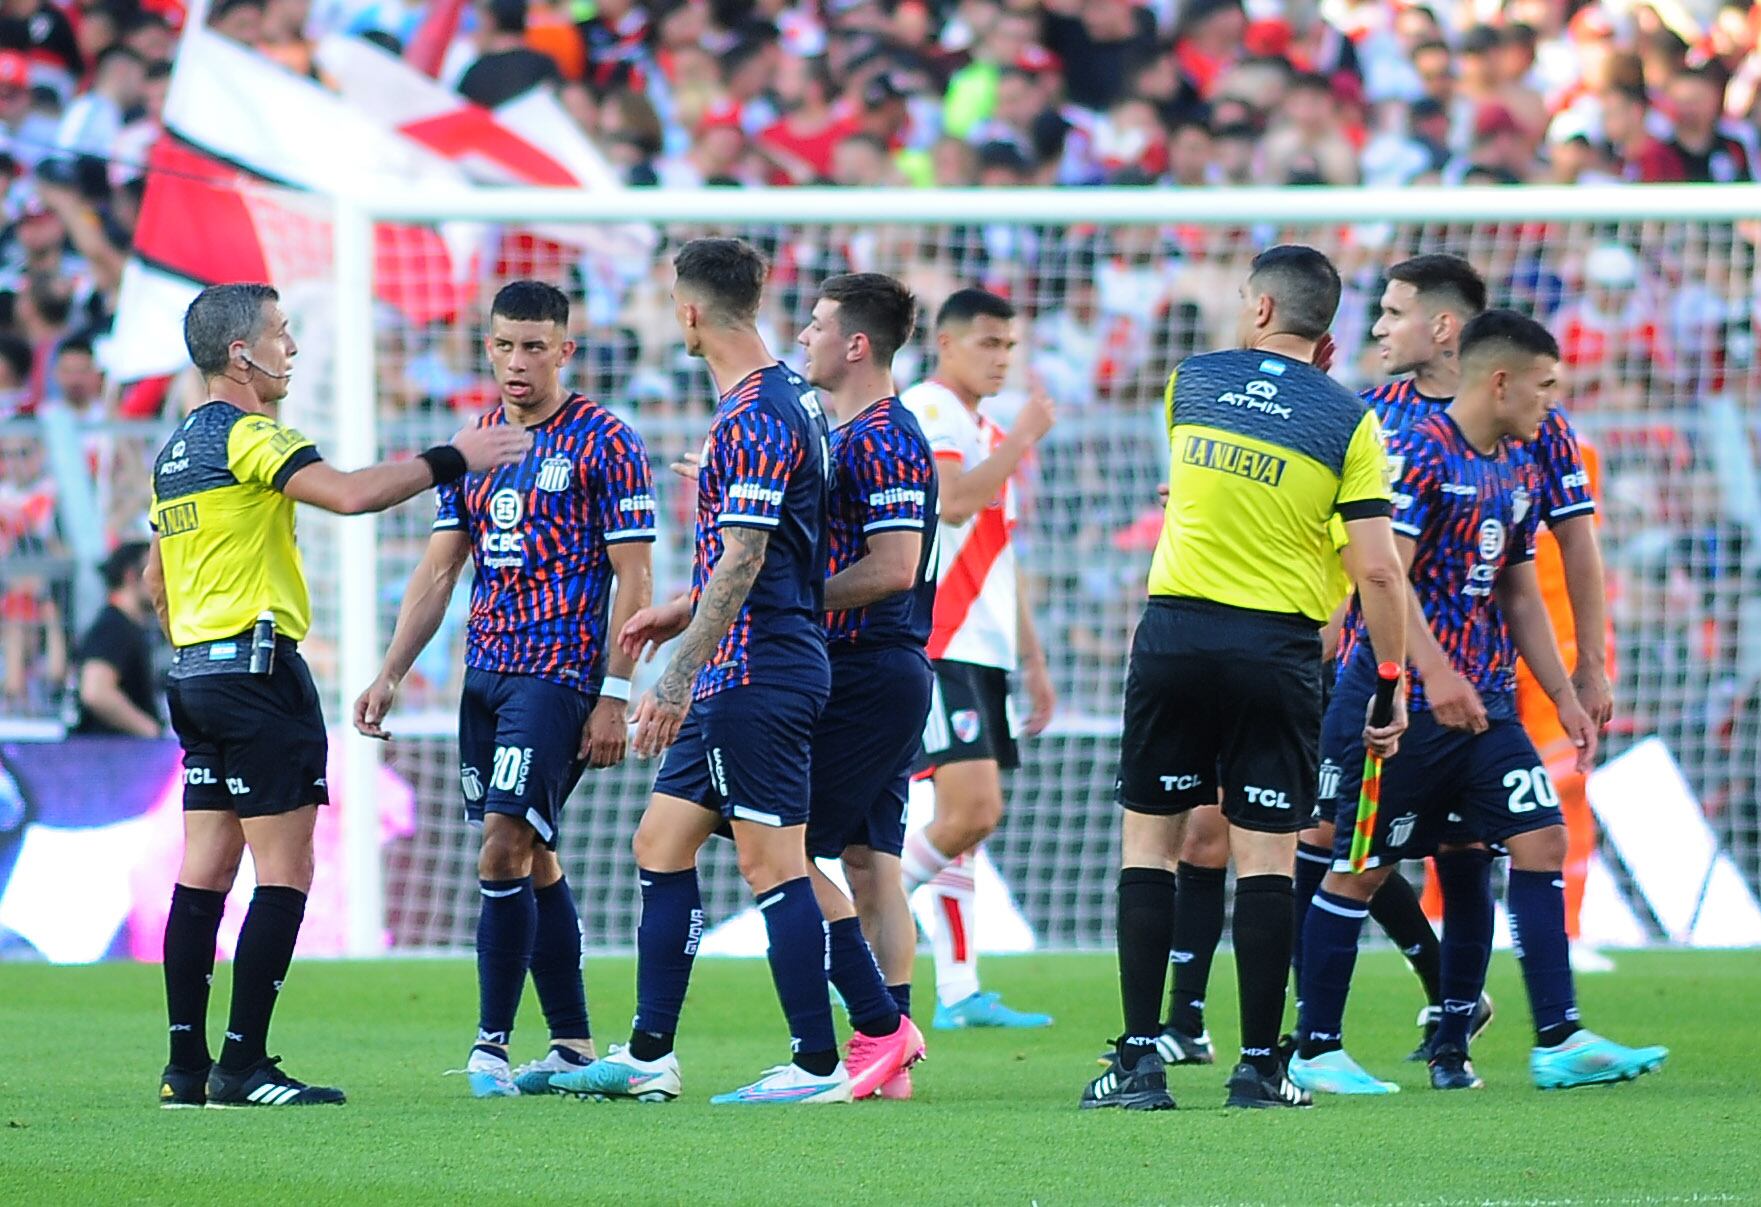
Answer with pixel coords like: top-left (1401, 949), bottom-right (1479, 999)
top-left (1083, 246), bottom-right (1410, 1114)
top-left (145, 283), bottom-right (528, 1110)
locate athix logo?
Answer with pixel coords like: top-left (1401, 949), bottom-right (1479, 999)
top-left (535, 456), bottom-right (571, 493)
top-left (161, 439), bottom-right (190, 475)
top-left (728, 481), bottom-right (785, 507)
top-left (1216, 379), bottom-right (1292, 419)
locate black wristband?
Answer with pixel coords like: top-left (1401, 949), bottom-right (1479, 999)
top-left (419, 444), bottom-right (469, 486)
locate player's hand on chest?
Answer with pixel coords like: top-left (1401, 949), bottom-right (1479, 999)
top-left (470, 442), bottom-right (589, 562)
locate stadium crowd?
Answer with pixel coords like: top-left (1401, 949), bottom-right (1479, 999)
top-left (0, 0), bottom-right (1754, 858)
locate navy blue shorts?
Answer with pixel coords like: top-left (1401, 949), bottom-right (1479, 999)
top-left (458, 668), bottom-right (593, 850)
top-left (653, 683), bottom-right (825, 829)
top-left (807, 645), bottom-right (931, 859)
top-left (1322, 661), bottom-right (1561, 872)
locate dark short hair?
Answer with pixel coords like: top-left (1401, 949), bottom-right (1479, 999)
top-left (1385, 253), bottom-right (1488, 319)
top-left (838, 130), bottom-right (890, 158)
top-left (1412, 39), bottom-right (1452, 60)
top-left (1459, 308), bottom-right (1560, 370)
top-left (1673, 63), bottom-right (1727, 92)
top-left (212, 0), bottom-right (264, 18)
top-left (100, 541), bottom-right (150, 590)
top-left (483, 0), bottom-right (528, 34)
top-left (1460, 24), bottom-right (1503, 55)
top-left (935, 288), bottom-right (1014, 331)
top-left (491, 279), bottom-right (570, 328)
top-left (183, 283), bottom-right (278, 377)
top-left (818, 273), bottom-right (917, 363)
top-left (96, 45), bottom-right (145, 73)
top-left (673, 237), bottom-right (767, 324)
top-left (0, 331), bottom-right (32, 383)
top-left (56, 335), bottom-right (95, 360)
top-left (1246, 245), bottom-right (1341, 340)
top-left (721, 36), bottom-right (769, 77)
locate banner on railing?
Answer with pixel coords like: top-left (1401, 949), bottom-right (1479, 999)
top-left (0, 737), bottom-right (412, 963)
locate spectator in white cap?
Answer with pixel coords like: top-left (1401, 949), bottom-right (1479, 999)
top-left (1558, 243), bottom-right (1675, 406)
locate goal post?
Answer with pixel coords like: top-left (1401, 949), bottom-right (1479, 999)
top-left (324, 183), bottom-right (1761, 956)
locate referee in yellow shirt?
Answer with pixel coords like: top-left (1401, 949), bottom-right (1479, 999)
top-left (145, 283), bottom-right (528, 1109)
top-left (1083, 247), bottom-right (1410, 1113)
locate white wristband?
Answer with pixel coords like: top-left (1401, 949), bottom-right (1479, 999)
top-left (599, 676), bottom-right (632, 703)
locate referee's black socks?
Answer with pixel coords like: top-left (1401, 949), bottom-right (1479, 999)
top-left (164, 884), bottom-right (226, 1071)
top-left (1166, 861), bottom-right (1226, 1037)
top-left (1116, 867), bottom-right (1175, 1067)
top-left (1232, 874), bottom-right (1294, 1078)
top-left (218, 885), bottom-right (308, 1072)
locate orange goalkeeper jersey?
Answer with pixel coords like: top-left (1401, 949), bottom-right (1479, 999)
top-left (1517, 436), bottom-right (1610, 698)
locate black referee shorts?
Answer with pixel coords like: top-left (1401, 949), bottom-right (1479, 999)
top-left (1116, 597), bottom-right (1322, 834)
top-left (167, 651), bottom-right (329, 820)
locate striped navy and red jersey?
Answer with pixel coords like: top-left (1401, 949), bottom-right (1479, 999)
top-left (1343, 412), bottom-right (1541, 717)
top-left (1340, 378), bottom-right (1594, 673)
top-left (824, 396), bottom-right (939, 650)
top-left (689, 363), bottom-right (832, 702)
top-left (434, 393), bottom-right (655, 692)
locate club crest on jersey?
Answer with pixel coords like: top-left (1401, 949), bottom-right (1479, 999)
top-left (1478, 518), bottom-right (1506, 561)
top-left (489, 488), bottom-right (524, 530)
top-left (536, 456), bottom-right (571, 493)
top-left (461, 765), bottom-right (484, 803)
top-left (1511, 487), bottom-right (1531, 524)
top-left (1388, 812), bottom-right (1419, 849)
top-left (951, 708), bottom-right (981, 744)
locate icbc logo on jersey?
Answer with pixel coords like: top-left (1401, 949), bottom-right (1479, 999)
top-left (481, 488), bottom-right (524, 566)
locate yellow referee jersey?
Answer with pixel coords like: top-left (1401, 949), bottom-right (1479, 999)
top-left (149, 402), bottom-right (323, 648)
top-left (1149, 349), bottom-right (1389, 622)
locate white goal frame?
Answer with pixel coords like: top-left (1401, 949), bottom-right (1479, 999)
top-left (328, 182), bottom-right (1761, 955)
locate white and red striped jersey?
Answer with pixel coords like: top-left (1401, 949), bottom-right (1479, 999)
top-left (900, 380), bottom-right (1018, 672)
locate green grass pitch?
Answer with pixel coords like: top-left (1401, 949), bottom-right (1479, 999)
top-left (2, 950), bottom-right (1757, 1205)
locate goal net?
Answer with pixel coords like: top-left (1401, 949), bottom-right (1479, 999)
top-left (307, 188), bottom-right (1761, 954)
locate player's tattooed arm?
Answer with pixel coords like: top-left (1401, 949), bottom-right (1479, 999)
top-left (1497, 560), bottom-right (1597, 773)
top-left (632, 526), bottom-right (770, 756)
